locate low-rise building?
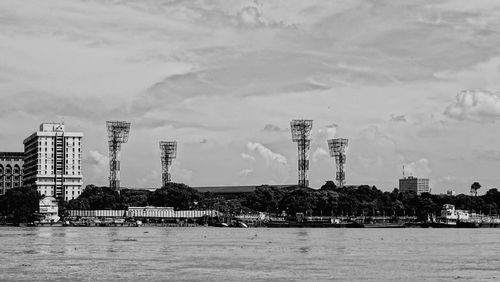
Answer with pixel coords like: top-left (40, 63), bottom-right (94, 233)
top-left (0, 152), bottom-right (23, 195)
top-left (399, 176), bottom-right (430, 195)
top-left (39, 196), bottom-right (60, 222)
top-left (446, 190), bottom-right (456, 196)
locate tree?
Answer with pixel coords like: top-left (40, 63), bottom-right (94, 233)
top-left (148, 183), bottom-right (200, 209)
top-left (471, 182), bottom-right (481, 196)
top-left (0, 187), bottom-right (41, 224)
top-left (320, 181), bottom-right (337, 191)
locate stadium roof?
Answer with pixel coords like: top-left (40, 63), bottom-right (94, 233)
top-left (193, 185), bottom-right (295, 194)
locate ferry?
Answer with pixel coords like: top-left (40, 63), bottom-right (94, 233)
top-left (434, 204), bottom-right (500, 228)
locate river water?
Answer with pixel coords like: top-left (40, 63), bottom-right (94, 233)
top-left (0, 227), bottom-right (499, 281)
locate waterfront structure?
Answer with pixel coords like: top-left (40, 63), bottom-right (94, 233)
top-left (107, 121), bottom-right (131, 191)
top-left (39, 196), bottom-right (60, 222)
top-left (0, 152), bottom-right (23, 195)
top-left (159, 141), bottom-right (177, 187)
top-left (23, 123), bottom-right (83, 201)
top-left (66, 207), bottom-right (219, 219)
top-left (328, 138), bottom-right (348, 188)
top-left (290, 120), bottom-right (313, 187)
top-left (399, 176), bottom-right (430, 195)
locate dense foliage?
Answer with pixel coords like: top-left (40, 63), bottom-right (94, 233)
top-left (0, 187), bottom-right (41, 224)
top-left (2, 182), bottom-right (500, 223)
top-left (64, 181), bottom-right (500, 221)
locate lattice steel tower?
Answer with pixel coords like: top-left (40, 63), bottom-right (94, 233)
top-left (328, 138), bottom-right (348, 188)
top-left (291, 120), bottom-right (313, 187)
top-left (106, 121), bottom-right (131, 190)
top-left (159, 141), bottom-right (177, 187)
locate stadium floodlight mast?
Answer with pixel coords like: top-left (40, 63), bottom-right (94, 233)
top-left (106, 121), bottom-right (131, 191)
top-left (290, 119), bottom-right (313, 187)
top-left (328, 138), bottom-right (348, 188)
top-left (159, 141), bottom-right (177, 187)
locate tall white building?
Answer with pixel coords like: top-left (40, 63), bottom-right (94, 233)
top-left (23, 123), bottom-right (83, 201)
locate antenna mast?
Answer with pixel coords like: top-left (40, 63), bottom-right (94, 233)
top-left (290, 120), bottom-right (313, 187)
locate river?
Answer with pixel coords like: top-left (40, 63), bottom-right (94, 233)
top-left (0, 227), bottom-right (499, 281)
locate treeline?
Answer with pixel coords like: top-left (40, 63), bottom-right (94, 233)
top-left (1, 182), bottom-right (500, 223)
top-left (0, 187), bottom-right (41, 224)
top-left (65, 181), bottom-right (500, 220)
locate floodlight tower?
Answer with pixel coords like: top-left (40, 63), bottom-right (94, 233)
top-left (106, 121), bottom-right (131, 191)
top-left (159, 141), bottom-right (177, 187)
top-left (291, 120), bottom-right (313, 187)
top-left (328, 138), bottom-right (348, 188)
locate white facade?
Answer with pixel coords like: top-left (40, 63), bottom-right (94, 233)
top-left (23, 123), bottom-right (83, 201)
top-left (39, 196), bottom-right (60, 222)
top-left (440, 204), bottom-right (470, 222)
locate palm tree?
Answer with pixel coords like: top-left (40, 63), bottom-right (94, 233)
top-left (470, 182), bottom-right (481, 197)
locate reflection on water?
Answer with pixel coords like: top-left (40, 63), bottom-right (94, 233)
top-left (0, 227), bottom-right (499, 281)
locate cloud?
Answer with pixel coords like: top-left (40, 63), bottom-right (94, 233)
top-left (444, 89), bottom-right (500, 122)
top-left (83, 150), bottom-right (109, 185)
top-left (235, 5), bottom-right (294, 29)
top-left (241, 153), bottom-right (256, 161)
top-left (263, 124), bottom-right (284, 132)
top-left (390, 114), bottom-right (407, 122)
top-left (318, 123), bottom-right (338, 140)
top-left (246, 142), bottom-right (287, 166)
top-left (86, 150), bottom-right (108, 167)
top-left (404, 158), bottom-right (431, 178)
top-left (312, 147), bottom-right (330, 162)
top-left (238, 168), bottom-right (254, 176)
top-left (237, 6), bottom-right (264, 28)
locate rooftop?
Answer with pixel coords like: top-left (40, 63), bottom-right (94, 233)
top-left (0, 152), bottom-right (24, 159)
top-left (193, 184), bottom-right (295, 194)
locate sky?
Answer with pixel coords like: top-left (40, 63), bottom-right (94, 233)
top-left (2, 0), bottom-right (500, 194)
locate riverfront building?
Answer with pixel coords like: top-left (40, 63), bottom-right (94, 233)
top-left (0, 152), bottom-right (23, 195)
top-left (23, 123), bottom-right (83, 201)
top-left (399, 176), bottom-right (430, 195)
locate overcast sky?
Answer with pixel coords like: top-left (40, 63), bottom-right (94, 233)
top-left (2, 0), bottom-right (500, 194)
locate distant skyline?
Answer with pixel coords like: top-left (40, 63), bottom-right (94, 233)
top-left (2, 0), bottom-right (500, 194)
